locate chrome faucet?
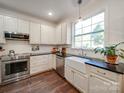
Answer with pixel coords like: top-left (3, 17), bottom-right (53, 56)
top-left (81, 49), bottom-right (87, 57)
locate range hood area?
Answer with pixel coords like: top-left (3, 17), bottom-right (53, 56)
top-left (4, 31), bottom-right (29, 41)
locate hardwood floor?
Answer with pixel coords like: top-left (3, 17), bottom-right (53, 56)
top-left (0, 70), bottom-right (80, 93)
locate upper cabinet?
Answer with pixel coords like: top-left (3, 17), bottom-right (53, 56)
top-left (41, 25), bottom-right (56, 44)
top-left (18, 19), bottom-right (29, 34)
top-left (0, 15), bottom-right (6, 44)
top-left (56, 24), bottom-right (62, 44)
top-left (30, 22), bottom-right (41, 44)
top-left (4, 16), bottom-right (18, 32)
top-left (56, 22), bottom-right (72, 45)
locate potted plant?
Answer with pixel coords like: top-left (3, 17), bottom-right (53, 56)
top-left (94, 42), bottom-right (124, 64)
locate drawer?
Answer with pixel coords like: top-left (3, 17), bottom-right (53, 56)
top-left (30, 60), bottom-right (49, 66)
top-left (88, 65), bottom-right (119, 81)
top-left (30, 64), bottom-right (50, 74)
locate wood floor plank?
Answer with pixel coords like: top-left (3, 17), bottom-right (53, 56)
top-left (0, 70), bottom-right (80, 93)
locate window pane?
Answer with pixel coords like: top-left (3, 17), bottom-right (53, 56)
top-left (83, 18), bottom-right (91, 27)
top-left (82, 41), bottom-right (91, 49)
top-left (75, 29), bottom-right (82, 35)
top-left (83, 26), bottom-right (91, 34)
top-left (75, 42), bottom-right (82, 48)
top-left (75, 36), bottom-right (82, 42)
top-left (92, 22), bottom-right (104, 32)
top-left (91, 32), bottom-right (104, 48)
top-left (82, 35), bottom-right (91, 41)
top-left (75, 21), bottom-right (83, 30)
top-left (92, 12), bottom-right (104, 24)
top-left (73, 12), bottom-right (104, 49)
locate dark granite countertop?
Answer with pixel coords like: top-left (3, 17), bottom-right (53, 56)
top-left (30, 52), bottom-right (52, 56)
top-left (0, 52), bottom-right (52, 62)
top-left (66, 54), bottom-right (124, 74)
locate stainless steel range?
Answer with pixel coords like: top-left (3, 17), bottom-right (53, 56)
top-left (1, 54), bottom-right (30, 84)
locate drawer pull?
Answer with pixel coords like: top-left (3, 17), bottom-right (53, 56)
top-left (97, 70), bottom-right (106, 75)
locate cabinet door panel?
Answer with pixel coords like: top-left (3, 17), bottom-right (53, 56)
top-left (4, 16), bottom-right (18, 32)
top-left (66, 22), bottom-right (71, 44)
top-left (61, 23), bottom-right (67, 44)
top-left (18, 19), bottom-right (29, 34)
top-left (30, 22), bottom-right (41, 44)
top-left (65, 66), bottom-right (74, 84)
top-left (56, 25), bottom-right (62, 44)
top-left (30, 55), bottom-right (50, 75)
top-left (41, 25), bottom-right (56, 44)
top-left (89, 73), bottom-right (117, 93)
top-left (74, 72), bottom-right (88, 93)
top-left (0, 15), bottom-right (6, 44)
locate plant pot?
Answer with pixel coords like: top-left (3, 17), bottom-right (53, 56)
top-left (106, 55), bottom-right (118, 64)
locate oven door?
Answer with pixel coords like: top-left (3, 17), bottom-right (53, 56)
top-left (2, 59), bottom-right (29, 81)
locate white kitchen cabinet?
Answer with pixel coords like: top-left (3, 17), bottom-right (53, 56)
top-left (30, 22), bottom-right (41, 44)
top-left (41, 25), bottom-right (56, 44)
top-left (65, 66), bottom-right (74, 84)
top-left (74, 71), bottom-right (88, 93)
top-left (4, 16), bottom-right (18, 32)
top-left (61, 23), bottom-right (67, 44)
top-left (65, 65), bottom-right (88, 93)
top-left (18, 19), bottom-right (29, 34)
top-left (30, 55), bottom-right (52, 75)
top-left (56, 22), bottom-right (71, 45)
top-left (52, 54), bottom-right (56, 69)
top-left (0, 15), bottom-right (6, 44)
top-left (89, 73), bottom-right (118, 93)
top-left (56, 24), bottom-right (62, 44)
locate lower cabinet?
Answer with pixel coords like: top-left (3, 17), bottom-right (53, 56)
top-left (74, 72), bottom-right (88, 93)
top-left (65, 66), bottom-right (74, 84)
top-left (65, 66), bottom-right (88, 93)
top-left (89, 73), bottom-right (118, 93)
top-left (30, 55), bottom-right (52, 75)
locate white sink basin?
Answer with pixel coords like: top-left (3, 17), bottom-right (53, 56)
top-left (65, 56), bottom-right (90, 74)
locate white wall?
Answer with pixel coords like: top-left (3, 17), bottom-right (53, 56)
top-left (65, 0), bottom-right (124, 62)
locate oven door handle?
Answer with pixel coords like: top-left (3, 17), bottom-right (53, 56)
top-left (2, 59), bottom-right (29, 64)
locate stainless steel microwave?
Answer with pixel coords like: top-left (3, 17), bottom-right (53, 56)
top-left (4, 31), bottom-right (29, 41)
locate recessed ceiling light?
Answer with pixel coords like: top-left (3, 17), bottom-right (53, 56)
top-left (48, 12), bottom-right (53, 16)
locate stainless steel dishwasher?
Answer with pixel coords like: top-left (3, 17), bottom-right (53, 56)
top-left (56, 55), bottom-right (65, 78)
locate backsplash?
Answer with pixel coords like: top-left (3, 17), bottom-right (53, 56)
top-left (67, 48), bottom-right (124, 63)
top-left (0, 40), bottom-right (53, 55)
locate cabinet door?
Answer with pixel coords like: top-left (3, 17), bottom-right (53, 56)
top-left (65, 66), bottom-right (74, 84)
top-left (47, 26), bottom-right (56, 44)
top-left (89, 73), bottom-right (118, 93)
top-left (74, 72), bottom-right (88, 93)
top-left (52, 55), bottom-right (56, 69)
top-left (30, 22), bottom-right (41, 44)
top-left (4, 16), bottom-right (18, 32)
top-left (40, 25), bottom-right (46, 44)
top-left (30, 55), bottom-right (50, 75)
top-left (61, 23), bottom-right (67, 44)
top-left (41, 25), bottom-right (56, 44)
top-left (0, 15), bottom-right (6, 44)
top-left (56, 25), bottom-right (62, 44)
top-left (18, 19), bottom-right (29, 34)
top-left (66, 22), bottom-right (71, 44)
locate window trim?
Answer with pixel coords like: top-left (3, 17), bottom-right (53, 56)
top-left (72, 12), bottom-right (105, 49)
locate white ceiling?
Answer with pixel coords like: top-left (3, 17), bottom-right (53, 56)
top-left (0, 0), bottom-right (90, 23)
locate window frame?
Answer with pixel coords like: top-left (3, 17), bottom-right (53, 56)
top-left (72, 12), bottom-right (105, 50)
